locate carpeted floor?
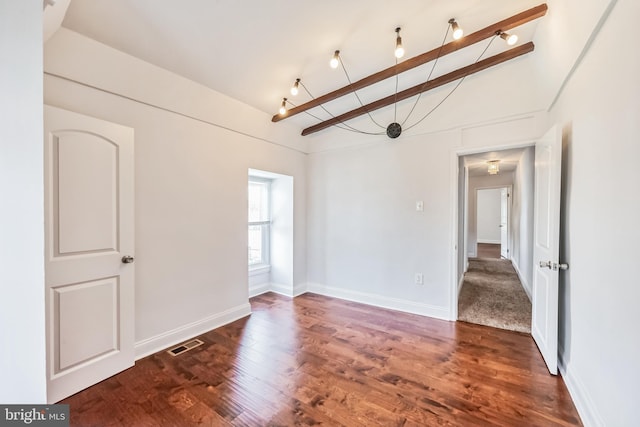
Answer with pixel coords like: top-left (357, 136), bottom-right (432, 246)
top-left (458, 258), bottom-right (531, 333)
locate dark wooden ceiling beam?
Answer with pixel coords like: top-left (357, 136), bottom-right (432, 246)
top-left (272, 3), bottom-right (547, 123)
top-left (301, 42), bottom-right (534, 136)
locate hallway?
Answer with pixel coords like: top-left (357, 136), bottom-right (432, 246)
top-left (458, 258), bottom-right (531, 333)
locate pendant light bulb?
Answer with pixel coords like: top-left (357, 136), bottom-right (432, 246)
top-left (279, 98), bottom-right (287, 116)
top-left (449, 19), bottom-right (463, 40)
top-left (330, 50), bottom-right (340, 69)
top-left (394, 27), bottom-right (404, 59)
top-left (500, 31), bottom-right (518, 46)
top-left (290, 79), bottom-right (300, 96)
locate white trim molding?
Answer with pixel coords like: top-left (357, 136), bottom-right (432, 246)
top-left (458, 273), bottom-right (466, 295)
top-left (307, 283), bottom-right (450, 321)
top-left (249, 283), bottom-right (270, 298)
top-left (251, 282), bottom-right (308, 298)
top-left (477, 239), bottom-right (501, 244)
top-left (134, 303), bottom-right (251, 359)
top-left (510, 258), bottom-right (532, 301)
top-left (559, 347), bottom-right (605, 427)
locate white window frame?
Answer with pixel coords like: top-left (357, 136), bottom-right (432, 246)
top-left (248, 177), bottom-right (272, 273)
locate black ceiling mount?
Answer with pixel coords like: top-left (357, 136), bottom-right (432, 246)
top-left (386, 122), bottom-right (402, 139)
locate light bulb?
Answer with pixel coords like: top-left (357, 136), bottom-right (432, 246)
top-left (394, 28), bottom-right (404, 59)
top-left (500, 32), bottom-right (518, 46)
top-left (449, 19), bottom-right (463, 40)
top-left (394, 41), bottom-right (404, 59)
top-left (290, 79), bottom-right (300, 96)
top-left (330, 50), bottom-right (340, 69)
top-left (278, 98), bottom-right (287, 116)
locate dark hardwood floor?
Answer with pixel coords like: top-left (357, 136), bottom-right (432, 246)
top-left (477, 243), bottom-right (501, 259)
top-left (62, 293), bottom-right (581, 426)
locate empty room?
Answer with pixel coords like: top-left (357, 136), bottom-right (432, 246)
top-left (1, 0), bottom-right (639, 426)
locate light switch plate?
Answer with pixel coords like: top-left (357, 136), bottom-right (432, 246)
top-left (416, 201), bottom-right (424, 211)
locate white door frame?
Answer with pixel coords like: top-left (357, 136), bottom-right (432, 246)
top-left (449, 143), bottom-right (532, 320)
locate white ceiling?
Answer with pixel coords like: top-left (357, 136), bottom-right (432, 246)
top-left (463, 147), bottom-right (528, 177)
top-left (60, 0), bottom-right (545, 134)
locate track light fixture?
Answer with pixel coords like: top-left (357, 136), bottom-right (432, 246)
top-left (448, 19), bottom-right (464, 40)
top-left (290, 78), bottom-right (300, 96)
top-left (273, 4), bottom-right (549, 137)
top-left (330, 50), bottom-right (340, 69)
top-left (394, 27), bottom-right (405, 59)
top-left (278, 98), bottom-right (287, 116)
top-left (498, 30), bottom-right (518, 46)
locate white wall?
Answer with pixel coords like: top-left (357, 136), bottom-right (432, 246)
top-left (550, 0), bottom-right (639, 425)
top-left (0, 0), bottom-right (47, 403)
top-left (510, 146), bottom-right (535, 297)
top-left (270, 175), bottom-right (296, 295)
top-left (476, 188), bottom-right (502, 244)
top-left (44, 29), bottom-right (308, 358)
top-left (307, 131), bottom-right (460, 319)
top-left (466, 173), bottom-right (514, 257)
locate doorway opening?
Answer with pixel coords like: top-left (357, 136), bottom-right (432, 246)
top-left (455, 147), bottom-right (534, 333)
top-left (475, 186), bottom-right (511, 260)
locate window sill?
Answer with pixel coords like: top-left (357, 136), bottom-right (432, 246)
top-left (249, 265), bottom-right (271, 276)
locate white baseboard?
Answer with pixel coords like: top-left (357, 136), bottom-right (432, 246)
top-left (559, 347), bottom-right (604, 427)
top-left (510, 259), bottom-right (532, 301)
top-left (292, 283), bottom-right (308, 297)
top-left (134, 303), bottom-right (251, 360)
top-left (477, 239), bottom-right (501, 244)
top-left (458, 273), bottom-right (466, 295)
top-left (249, 283), bottom-right (270, 298)
top-left (251, 282), bottom-right (308, 298)
top-left (307, 282), bottom-right (450, 321)
top-left (270, 282), bottom-right (294, 297)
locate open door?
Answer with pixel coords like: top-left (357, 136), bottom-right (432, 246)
top-left (532, 125), bottom-right (564, 375)
top-left (500, 187), bottom-right (509, 258)
top-left (44, 106), bottom-right (135, 402)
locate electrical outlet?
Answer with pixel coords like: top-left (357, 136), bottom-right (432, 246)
top-left (414, 273), bottom-right (424, 285)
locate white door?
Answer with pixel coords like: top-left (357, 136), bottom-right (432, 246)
top-left (500, 187), bottom-right (509, 259)
top-left (532, 125), bottom-right (563, 375)
top-left (44, 106), bottom-right (135, 402)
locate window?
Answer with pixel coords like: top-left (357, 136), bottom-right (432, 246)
top-left (248, 178), bottom-right (271, 268)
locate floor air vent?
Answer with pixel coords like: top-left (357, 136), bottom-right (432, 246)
top-left (167, 339), bottom-right (204, 356)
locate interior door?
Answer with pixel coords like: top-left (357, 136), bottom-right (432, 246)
top-left (532, 125), bottom-right (563, 375)
top-left (44, 106), bottom-right (135, 402)
top-left (500, 187), bottom-right (509, 258)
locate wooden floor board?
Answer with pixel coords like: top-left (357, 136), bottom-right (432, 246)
top-left (62, 292), bottom-right (581, 426)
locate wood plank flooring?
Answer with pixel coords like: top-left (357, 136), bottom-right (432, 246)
top-left (477, 243), bottom-right (501, 259)
top-left (62, 293), bottom-right (581, 426)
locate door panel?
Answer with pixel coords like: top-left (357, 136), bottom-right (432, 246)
top-left (500, 188), bottom-right (509, 258)
top-left (532, 125), bottom-right (562, 375)
top-left (57, 132), bottom-right (118, 254)
top-left (55, 277), bottom-right (119, 372)
top-left (45, 106), bottom-right (134, 403)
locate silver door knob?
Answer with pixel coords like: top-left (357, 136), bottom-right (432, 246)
top-left (121, 255), bottom-right (135, 264)
top-left (539, 261), bottom-right (552, 269)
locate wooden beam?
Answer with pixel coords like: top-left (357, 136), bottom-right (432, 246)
top-left (301, 42), bottom-right (534, 136)
top-left (272, 3), bottom-right (547, 123)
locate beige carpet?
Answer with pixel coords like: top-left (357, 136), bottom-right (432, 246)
top-left (458, 258), bottom-right (531, 333)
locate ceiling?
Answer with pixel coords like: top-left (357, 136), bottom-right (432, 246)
top-left (59, 0), bottom-right (545, 135)
top-left (463, 147), bottom-right (528, 177)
